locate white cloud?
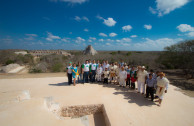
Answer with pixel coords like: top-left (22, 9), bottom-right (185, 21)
top-left (106, 43), bottom-right (111, 46)
top-left (130, 35), bottom-right (137, 38)
top-left (122, 25), bottom-right (132, 32)
top-left (74, 16), bottom-right (89, 22)
top-left (187, 32), bottom-right (194, 37)
top-left (149, 7), bottom-right (157, 14)
top-left (177, 24), bottom-right (194, 32)
top-left (46, 32), bottom-right (60, 41)
top-left (149, 0), bottom-right (189, 16)
top-left (106, 39), bottom-right (114, 42)
top-left (84, 28), bottom-right (89, 32)
top-left (82, 16), bottom-right (89, 22)
top-left (116, 38), bottom-right (131, 43)
top-left (109, 33), bottom-right (117, 37)
top-left (99, 39), bottom-right (104, 42)
top-left (50, 0), bottom-right (88, 4)
top-left (134, 38), bottom-right (183, 51)
top-left (89, 37), bottom-right (96, 41)
top-left (103, 18), bottom-right (116, 27)
top-left (61, 37), bottom-right (70, 42)
top-left (75, 37), bottom-right (85, 44)
top-left (144, 24), bottom-right (152, 30)
top-left (24, 34), bottom-right (38, 40)
top-left (99, 33), bottom-right (107, 37)
top-left (97, 15), bottom-right (116, 27)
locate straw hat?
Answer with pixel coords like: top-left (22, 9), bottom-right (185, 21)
top-left (159, 72), bottom-right (165, 76)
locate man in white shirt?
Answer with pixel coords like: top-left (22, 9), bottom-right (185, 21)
top-left (137, 66), bottom-right (148, 94)
top-left (119, 67), bottom-right (127, 88)
top-left (82, 60), bottom-right (90, 84)
top-left (105, 60), bottom-right (110, 70)
top-left (90, 60), bottom-right (97, 83)
top-left (66, 62), bottom-right (72, 85)
top-left (96, 64), bottom-right (103, 82)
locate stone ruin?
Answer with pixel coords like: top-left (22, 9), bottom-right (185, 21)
top-left (83, 45), bottom-right (98, 55)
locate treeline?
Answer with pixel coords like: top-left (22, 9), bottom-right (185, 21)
top-left (157, 40), bottom-right (194, 78)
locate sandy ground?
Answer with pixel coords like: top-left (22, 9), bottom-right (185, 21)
top-left (0, 76), bottom-right (194, 126)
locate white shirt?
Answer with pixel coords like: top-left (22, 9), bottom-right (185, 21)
top-left (137, 70), bottom-right (148, 82)
top-left (119, 70), bottom-right (127, 79)
top-left (105, 64), bottom-right (110, 70)
top-left (91, 63), bottom-right (97, 70)
top-left (96, 67), bottom-right (103, 74)
top-left (67, 66), bottom-right (72, 73)
top-left (83, 64), bottom-right (90, 72)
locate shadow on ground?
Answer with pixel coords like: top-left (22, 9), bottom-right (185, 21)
top-left (49, 80), bottom-right (157, 107)
top-left (49, 82), bottom-right (69, 86)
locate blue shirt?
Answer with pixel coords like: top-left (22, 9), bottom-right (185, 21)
top-left (72, 67), bottom-right (77, 76)
top-left (146, 78), bottom-right (156, 87)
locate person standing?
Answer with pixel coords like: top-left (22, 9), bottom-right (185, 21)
top-left (130, 74), bottom-right (136, 89)
top-left (77, 62), bottom-right (82, 83)
top-left (90, 60), bottom-right (97, 83)
top-left (103, 68), bottom-right (109, 84)
top-left (156, 72), bottom-right (169, 106)
top-left (119, 67), bottom-right (127, 88)
top-left (145, 74), bottom-right (156, 101)
top-left (72, 63), bottom-right (78, 86)
top-left (105, 60), bottom-right (110, 71)
top-left (126, 65), bottom-right (131, 88)
top-left (96, 64), bottom-right (103, 82)
top-left (137, 66), bottom-right (148, 94)
top-left (88, 59), bottom-right (92, 82)
top-left (82, 60), bottom-right (90, 84)
top-left (66, 62), bottom-right (72, 85)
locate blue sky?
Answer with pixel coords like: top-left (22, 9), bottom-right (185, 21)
top-left (0, 0), bottom-right (194, 51)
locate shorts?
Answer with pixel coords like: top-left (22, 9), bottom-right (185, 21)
top-left (72, 75), bottom-right (76, 79)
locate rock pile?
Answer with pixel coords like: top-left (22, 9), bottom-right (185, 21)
top-left (61, 104), bottom-right (103, 118)
top-left (83, 45), bottom-right (98, 55)
top-left (0, 64), bottom-right (20, 73)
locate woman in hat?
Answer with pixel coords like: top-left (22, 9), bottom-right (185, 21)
top-left (156, 72), bottom-right (169, 106)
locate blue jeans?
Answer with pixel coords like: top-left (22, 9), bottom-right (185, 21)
top-left (83, 72), bottom-right (89, 83)
top-left (91, 70), bottom-right (96, 82)
top-left (78, 74), bottom-right (83, 83)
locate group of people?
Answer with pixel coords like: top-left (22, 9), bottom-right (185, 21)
top-left (66, 59), bottom-right (169, 106)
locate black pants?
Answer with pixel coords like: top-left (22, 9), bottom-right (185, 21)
top-left (126, 78), bottom-right (131, 87)
top-left (83, 72), bottom-right (89, 83)
top-left (91, 70), bottom-right (96, 82)
top-left (103, 78), bottom-right (108, 84)
top-left (89, 72), bottom-right (92, 82)
top-left (146, 87), bottom-right (154, 101)
top-left (68, 73), bottom-right (72, 85)
top-left (131, 82), bottom-right (135, 89)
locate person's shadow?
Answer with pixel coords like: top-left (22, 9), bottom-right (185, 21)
top-left (49, 82), bottom-right (69, 86)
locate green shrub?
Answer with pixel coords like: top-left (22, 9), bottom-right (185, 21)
top-left (126, 52), bottom-right (132, 56)
top-left (6, 59), bottom-right (15, 65)
top-left (29, 68), bottom-right (42, 73)
top-left (51, 63), bottom-right (63, 72)
top-left (110, 52), bottom-right (117, 55)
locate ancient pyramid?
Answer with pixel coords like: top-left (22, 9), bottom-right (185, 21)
top-left (83, 45), bottom-right (98, 55)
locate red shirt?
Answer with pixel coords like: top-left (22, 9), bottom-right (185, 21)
top-left (131, 77), bottom-right (136, 83)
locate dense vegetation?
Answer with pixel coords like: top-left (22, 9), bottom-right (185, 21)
top-left (157, 40), bottom-right (194, 78)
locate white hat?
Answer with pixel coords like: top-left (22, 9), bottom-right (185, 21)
top-left (142, 66), bottom-right (146, 69)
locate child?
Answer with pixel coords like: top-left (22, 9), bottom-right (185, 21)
top-left (72, 63), bottom-right (78, 86)
top-left (66, 62), bottom-right (72, 85)
top-left (145, 74), bottom-right (156, 101)
top-left (119, 67), bottom-right (127, 88)
top-left (130, 74), bottom-right (136, 89)
top-left (103, 68), bottom-right (109, 84)
top-left (110, 68), bottom-right (116, 84)
top-left (96, 64), bottom-right (103, 82)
